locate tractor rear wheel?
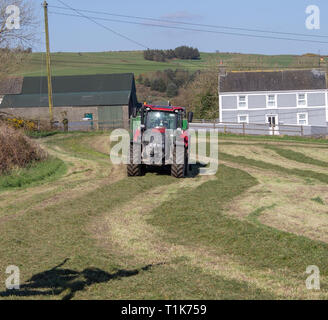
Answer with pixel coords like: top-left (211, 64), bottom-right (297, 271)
top-left (171, 147), bottom-right (185, 178)
top-left (127, 143), bottom-right (143, 177)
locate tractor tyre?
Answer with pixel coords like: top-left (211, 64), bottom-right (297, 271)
top-left (171, 146), bottom-right (185, 178)
top-left (127, 144), bottom-right (143, 177)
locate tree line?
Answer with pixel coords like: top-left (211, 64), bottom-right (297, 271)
top-left (143, 46), bottom-right (200, 62)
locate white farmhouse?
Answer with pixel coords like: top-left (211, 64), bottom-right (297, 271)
top-left (219, 69), bottom-right (328, 135)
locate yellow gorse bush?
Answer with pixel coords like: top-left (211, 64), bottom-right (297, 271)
top-left (6, 118), bottom-right (37, 131)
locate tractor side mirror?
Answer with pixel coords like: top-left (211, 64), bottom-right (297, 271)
top-left (132, 107), bottom-right (137, 118)
top-left (188, 112), bottom-right (194, 123)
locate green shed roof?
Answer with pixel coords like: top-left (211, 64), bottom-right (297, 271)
top-left (0, 73), bottom-right (136, 108)
top-left (1, 91), bottom-right (132, 108)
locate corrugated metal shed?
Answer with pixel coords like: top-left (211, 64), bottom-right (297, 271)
top-left (0, 73), bottom-right (136, 108)
top-left (219, 69), bottom-right (327, 93)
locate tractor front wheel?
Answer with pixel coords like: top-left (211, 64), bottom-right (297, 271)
top-left (127, 144), bottom-right (143, 177)
top-left (171, 147), bottom-right (186, 178)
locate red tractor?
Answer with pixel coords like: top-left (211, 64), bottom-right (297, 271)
top-left (127, 104), bottom-right (193, 178)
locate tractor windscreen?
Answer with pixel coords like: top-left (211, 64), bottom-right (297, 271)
top-left (145, 111), bottom-right (178, 129)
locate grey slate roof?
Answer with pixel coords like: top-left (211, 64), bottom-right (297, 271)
top-left (0, 73), bottom-right (136, 108)
top-left (219, 69), bottom-right (327, 93)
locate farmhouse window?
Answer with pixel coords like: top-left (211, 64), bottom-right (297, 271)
top-left (297, 93), bottom-right (307, 106)
top-left (267, 95), bottom-right (276, 107)
top-left (297, 113), bottom-right (308, 125)
top-left (238, 95), bottom-right (247, 109)
top-left (238, 114), bottom-right (249, 123)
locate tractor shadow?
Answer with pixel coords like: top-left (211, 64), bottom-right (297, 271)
top-left (188, 162), bottom-right (208, 178)
top-left (0, 259), bottom-right (160, 300)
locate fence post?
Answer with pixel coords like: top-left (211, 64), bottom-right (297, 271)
top-left (301, 125), bottom-right (304, 136)
top-left (224, 125), bottom-right (227, 134)
top-left (243, 123), bottom-right (245, 136)
top-left (272, 126), bottom-right (275, 136)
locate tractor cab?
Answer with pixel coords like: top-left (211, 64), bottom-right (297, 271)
top-left (142, 104), bottom-right (187, 131)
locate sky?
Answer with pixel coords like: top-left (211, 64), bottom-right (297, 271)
top-left (34, 0), bottom-right (328, 55)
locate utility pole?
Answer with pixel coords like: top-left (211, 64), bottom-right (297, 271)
top-left (43, 1), bottom-right (53, 122)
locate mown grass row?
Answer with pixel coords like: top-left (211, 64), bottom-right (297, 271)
top-left (265, 145), bottom-right (328, 168)
top-left (0, 173), bottom-right (180, 299)
top-left (149, 164), bottom-right (328, 292)
top-left (0, 131), bottom-right (275, 299)
top-left (0, 167), bottom-right (277, 299)
top-left (1, 132), bottom-right (327, 299)
top-left (219, 152), bottom-right (328, 184)
top-left (0, 157), bottom-right (66, 191)
top-left (45, 133), bottom-right (109, 161)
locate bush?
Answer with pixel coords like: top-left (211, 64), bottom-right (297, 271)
top-left (150, 78), bottom-right (167, 92)
top-left (167, 82), bottom-right (178, 97)
top-left (0, 123), bottom-right (47, 174)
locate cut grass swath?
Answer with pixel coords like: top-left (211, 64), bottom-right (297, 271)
top-left (0, 157), bottom-right (66, 191)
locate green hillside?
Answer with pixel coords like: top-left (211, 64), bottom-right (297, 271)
top-left (17, 51), bottom-right (326, 77)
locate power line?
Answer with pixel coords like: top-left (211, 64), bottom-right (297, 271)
top-left (49, 10), bottom-right (328, 45)
top-left (49, 4), bottom-right (328, 40)
top-left (55, 0), bottom-right (149, 49)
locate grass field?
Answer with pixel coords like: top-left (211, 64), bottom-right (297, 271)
top-left (0, 132), bottom-right (327, 299)
top-left (17, 51), bottom-right (326, 77)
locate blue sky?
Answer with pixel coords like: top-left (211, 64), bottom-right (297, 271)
top-left (35, 0), bottom-right (328, 55)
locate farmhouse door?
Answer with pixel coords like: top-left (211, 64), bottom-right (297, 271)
top-left (267, 115), bottom-right (279, 135)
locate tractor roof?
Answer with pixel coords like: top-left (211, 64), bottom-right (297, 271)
top-left (143, 104), bottom-right (185, 112)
